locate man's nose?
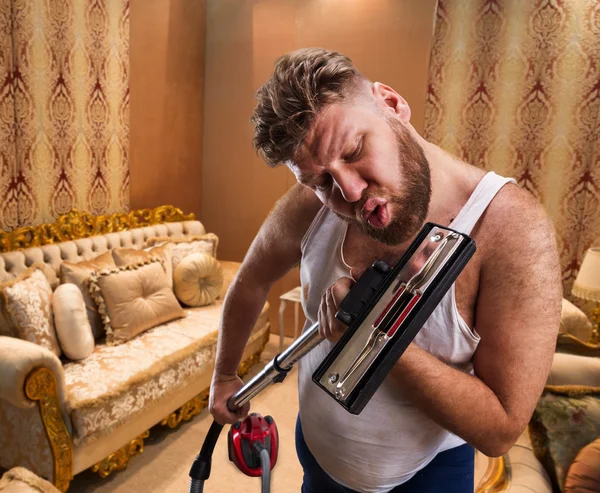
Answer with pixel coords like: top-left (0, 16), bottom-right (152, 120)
top-left (332, 169), bottom-right (367, 204)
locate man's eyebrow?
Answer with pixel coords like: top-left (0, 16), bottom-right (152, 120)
top-left (309, 121), bottom-right (353, 159)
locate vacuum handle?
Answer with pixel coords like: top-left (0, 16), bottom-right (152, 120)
top-left (227, 322), bottom-right (323, 411)
top-left (226, 267), bottom-right (376, 411)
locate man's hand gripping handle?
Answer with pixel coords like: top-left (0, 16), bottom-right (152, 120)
top-left (227, 322), bottom-right (323, 411)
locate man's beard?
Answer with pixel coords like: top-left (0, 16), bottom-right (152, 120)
top-left (335, 120), bottom-right (431, 246)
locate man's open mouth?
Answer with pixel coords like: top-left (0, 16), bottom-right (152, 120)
top-left (361, 198), bottom-right (389, 228)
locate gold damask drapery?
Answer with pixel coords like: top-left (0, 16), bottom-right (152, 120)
top-left (0, 0), bottom-right (129, 231)
top-left (424, 0), bottom-right (600, 296)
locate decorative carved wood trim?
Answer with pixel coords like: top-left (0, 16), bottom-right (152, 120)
top-left (91, 431), bottom-right (150, 478)
top-left (0, 205), bottom-right (195, 253)
top-left (25, 368), bottom-right (73, 493)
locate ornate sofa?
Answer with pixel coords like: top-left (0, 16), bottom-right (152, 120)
top-left (0, 207), bottom-right (271, 492)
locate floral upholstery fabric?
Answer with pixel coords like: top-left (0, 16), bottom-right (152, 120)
top-left (145, 234), bottom-right (219, 269)
top-left (531, 388), bottom-right (600, 491)
top-left (170, 239), bottom-right (217, 270)
top-left (63, 302), bottom-right (269, 446)
top-left (0, 401), bottom-right (54, 482)
top-left (1, 268), bottom-right (60, 357)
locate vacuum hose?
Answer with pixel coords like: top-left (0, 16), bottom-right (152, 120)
top-left (257, 445), bottom-right (271, 493)
top-left (188, 479), bottom-right (203, 493)
top-left (188, 420), bottom-right (224, 493)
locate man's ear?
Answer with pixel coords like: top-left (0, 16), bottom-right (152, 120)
top-left (372, 82), bottom-right (411, 123)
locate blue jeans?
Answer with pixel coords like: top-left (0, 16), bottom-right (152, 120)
top-left (296, 415), bottom-right (474, 493)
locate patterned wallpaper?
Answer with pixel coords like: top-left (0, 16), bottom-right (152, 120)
top-left (0, 0), bottom-right (129, 232)
top-left (424, 0), bottom-right (600, 294)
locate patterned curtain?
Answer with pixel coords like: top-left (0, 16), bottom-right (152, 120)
top-left (0, 0), bottom-right (17, 231)
top-left (0, 0), bottom-right (129, 231)
top-left (424, 0), bottom-right (600, 298)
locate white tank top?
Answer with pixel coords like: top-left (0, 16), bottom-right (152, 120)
top-left (297, 171), bottom-right (517, 493)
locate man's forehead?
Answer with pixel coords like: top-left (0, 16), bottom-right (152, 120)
top-left (296, 104), bottom-right (360, 163)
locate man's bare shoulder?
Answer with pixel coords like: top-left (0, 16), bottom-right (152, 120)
top-left (260, 183), bottom-right (323, 249)
top-left (476, 183), bottom-right (557, 256)
top-left (474, 182), bottom-right (562, 310)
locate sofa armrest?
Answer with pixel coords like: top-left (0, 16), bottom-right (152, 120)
top-left (506, 431), bottom-right (553, 493)
top-left (547, 352), bottom-right (600, 387)
top-left (0, 337), bottom-right (73, 491)
top-left (0, 336), bottom-right (67, 410)
top-left (0, 467), bottom-right (61, 493)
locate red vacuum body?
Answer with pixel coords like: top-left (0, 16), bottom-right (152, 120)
top-left (228, 413), bottom-right (279, 477)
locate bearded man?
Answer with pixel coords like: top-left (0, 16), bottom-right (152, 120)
top-left (209, 48), bottom-right (562, 493)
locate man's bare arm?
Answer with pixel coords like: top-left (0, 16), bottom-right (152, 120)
top-left (214, 183), bottom-right (322, 377)
top-left (388, 188), bottom-right (563, 456)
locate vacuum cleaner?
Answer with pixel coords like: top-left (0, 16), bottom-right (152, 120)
top-left (188, 223), bottom-right (475, 492)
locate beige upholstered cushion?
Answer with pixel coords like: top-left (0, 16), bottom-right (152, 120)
top-left (0, 267), bottom-right (61, 357)
top-left (173, 253), bottom-right (224, 307)
top-left (111, 243), bottom-right (174, 288)
top-left (37, 264), bottom-right (60, 291)
top-left (89, 259), bottom-right (185, 345)
top-left (145, 233), bottom-right (219, 269)
top-left (560, 299), bottom-right (593, 342)
top-left (52, 284), bottom-right (94, 361)
top-left (0, 466), bottom-right (61, 492)
top-left (63, 301), bottom-right (270, 445)
top-left (60, 251), bottom-right (116, 339)
top-left (565, 438), bottom-right (600, 493)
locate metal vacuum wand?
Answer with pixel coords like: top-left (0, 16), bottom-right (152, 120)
top-left (227, 322), bottom-right (323, 411)
top-left (188, 323), bottom-right (323, 493)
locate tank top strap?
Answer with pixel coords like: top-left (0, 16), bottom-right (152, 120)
top-left (449, 171), bottom-right (517, 235)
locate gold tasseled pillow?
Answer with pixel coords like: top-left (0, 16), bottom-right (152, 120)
top-left (60, 251), bottom-right (116, 339)
top-left (173, 253), bottom-right (224, 307)
top-left (111, 243), bottom-right (174, 287)
top-left (0, 265), bottom-right (61, 357)
top-left (145, 233), bottom-right (219, 270)
top-left (89, 258), bottom-right (186, 346)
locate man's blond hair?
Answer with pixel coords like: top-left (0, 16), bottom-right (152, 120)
top-left (251, 48), bottom-right (367, 167)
